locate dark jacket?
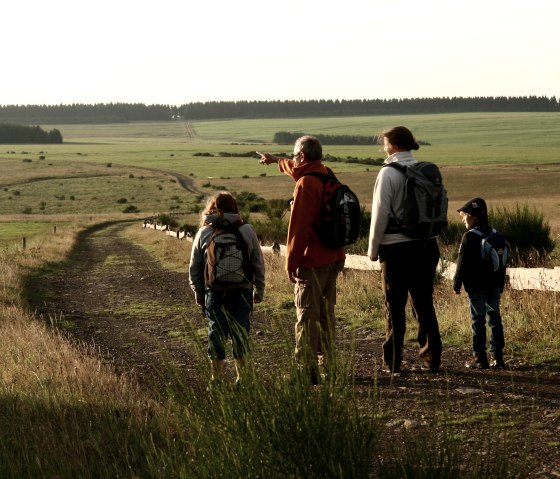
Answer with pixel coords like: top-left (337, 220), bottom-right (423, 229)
top-left (453, 222), bottom-right (506, 294)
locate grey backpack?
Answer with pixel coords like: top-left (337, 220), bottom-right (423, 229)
top-left (384, 161), bottom-right (448, 239)
top-left (204, 221), bottom-right (252, 288)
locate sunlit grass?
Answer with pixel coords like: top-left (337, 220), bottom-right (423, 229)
top-left (0, 220), bottom-right (546, 477)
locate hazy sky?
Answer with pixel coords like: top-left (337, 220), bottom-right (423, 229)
top-left (2, 0), bottom-right (559, 106)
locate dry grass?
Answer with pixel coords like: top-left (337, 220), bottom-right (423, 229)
top-left (1, 219), bottom-right (556, 476)
top-left (0, 219), bottom-right (157, 410)
top-left (123, 223), bottom-right (192, 273)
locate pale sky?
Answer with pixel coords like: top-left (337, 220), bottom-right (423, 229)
top-left (1, 0), bottom-right (559, 106)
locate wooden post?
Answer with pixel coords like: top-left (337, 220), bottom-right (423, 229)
top-left (53, 225), bottom-right (57, 235)
top-left (22, 237), bottom-right (26, 249)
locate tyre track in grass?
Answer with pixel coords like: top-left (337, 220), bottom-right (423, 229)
top-left (25, 220), bottom-right (208, 396)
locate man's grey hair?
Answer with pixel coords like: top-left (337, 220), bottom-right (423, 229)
top-left (296, 135), bottom-right (322, 161)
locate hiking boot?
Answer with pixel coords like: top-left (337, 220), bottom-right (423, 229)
top-left (420, 352), bottom-right (440, 373)
top-left (421, 361), bottom-right (441, 373)
top-left (382, 364), bottom-right (401, 375)
top-left (465, 355), bottom-right (489, 369)
top-left (490, 352), bottom-right (507, 369)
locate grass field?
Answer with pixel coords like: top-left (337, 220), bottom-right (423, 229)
top-left (1, 112), bottom-right (560, 235)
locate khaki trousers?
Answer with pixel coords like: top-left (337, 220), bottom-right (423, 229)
top-left (293, 259), bottom-right (345, 369)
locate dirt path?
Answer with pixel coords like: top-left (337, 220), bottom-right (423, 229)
top-left (25, 221), bottom-right (560, 477)
top-left (26, 221), bottom-right (208, 394)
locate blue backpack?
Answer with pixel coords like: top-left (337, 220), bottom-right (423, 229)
top-left (471, 228), bottom-right (509, 273)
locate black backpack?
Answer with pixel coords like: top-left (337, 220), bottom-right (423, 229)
top-left (204, 221), bottom-right (253, 288)
top-left (303, 168), bottom-right (361, 248)
top-left (471, 227), bottom-right (509, 273)
top-left (384, 161), bottom-right (448, 239)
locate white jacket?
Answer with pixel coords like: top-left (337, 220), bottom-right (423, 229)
top-left (367, 151), bottom-right (418, 259)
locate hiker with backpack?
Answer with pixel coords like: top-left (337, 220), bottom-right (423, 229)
top-left (188, 191), bottom-right (265, 386)
top-left (368, 126), bottom-right (444, 374)
top-left (453, 197), bottom-right (508, 369)
top-left (257, 136), bottom-right (347, 384)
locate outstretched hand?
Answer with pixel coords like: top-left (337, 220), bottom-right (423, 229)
top-left (256, 151), bottom-right (279, 165)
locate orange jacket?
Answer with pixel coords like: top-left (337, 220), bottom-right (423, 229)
top-left (278, 158), bottom-right (345, 273)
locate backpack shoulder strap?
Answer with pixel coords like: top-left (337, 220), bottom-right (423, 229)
top-left (383, 162), bottom-right (407, 173)
top-left (301, 170), bottom-right (338, 183)
top-left (469, 227), bottom-right (495, 238)
top-left (469, 228), bottom-right (484, 237)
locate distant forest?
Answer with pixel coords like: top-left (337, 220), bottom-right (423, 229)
top-left (0, 123), bottom-right (62, 144)
top-left (0, 96), bottom-right (558, 123)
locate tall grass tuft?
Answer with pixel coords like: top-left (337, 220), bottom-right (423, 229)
top-left (156, 362), bottom-right (380, 479)
top-left (440, 203), bottom-right (556, 267)
top-left (491, 203), bottom-right (555, 266)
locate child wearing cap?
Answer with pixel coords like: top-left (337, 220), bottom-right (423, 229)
top-left (453, 197), bottom-right (507, 369)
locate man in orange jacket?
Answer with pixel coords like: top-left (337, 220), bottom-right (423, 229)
top-left (257, 136), bottom-right (345, 384)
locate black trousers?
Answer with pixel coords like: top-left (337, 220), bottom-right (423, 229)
top-left (379, 238), bottom-right (442, 371)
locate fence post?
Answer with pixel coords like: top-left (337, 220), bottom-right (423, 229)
top-left (22, 237), bottom-right (26, 249)
top-left (53, 225), bottom-right (57, 235)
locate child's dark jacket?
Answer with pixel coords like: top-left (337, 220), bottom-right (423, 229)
top-left (453, 222), bottom-right (506, 294)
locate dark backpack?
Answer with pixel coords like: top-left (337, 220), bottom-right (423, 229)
top-left (204, 221), bottom-right (253, 288)
top-left (303, 168), bottom-right (361, 248)
top-left (384, 161), bottom-right (448, 239)
top-left (471, 228), bottom-right (509, 273)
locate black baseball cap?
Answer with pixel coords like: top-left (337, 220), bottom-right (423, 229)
top-left (457, 197), bottom-right (488, 218)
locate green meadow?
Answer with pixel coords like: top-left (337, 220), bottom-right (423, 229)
top-left (0, 220), bottom-right (57, 248)
top-left (1, 111), bottom-right (560, 234)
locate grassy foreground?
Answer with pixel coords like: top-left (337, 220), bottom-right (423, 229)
top-left (1, 219), bottom-right (558, 477)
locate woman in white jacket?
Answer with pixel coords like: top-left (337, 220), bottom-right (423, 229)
top-left (368, 126), bottom-right (442, 374)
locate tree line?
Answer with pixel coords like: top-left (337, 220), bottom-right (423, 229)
top-left (0, 123), bottom-right (63, 144)
top-left (0, 103), bottom-right (180, 124)
top-left (0, 96), bottom-right (558, 124)
top-left (181, 96), bottom-right (559, 119)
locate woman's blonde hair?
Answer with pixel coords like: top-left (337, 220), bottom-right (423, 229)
top-left (200, 191), bottom-right (239, 226)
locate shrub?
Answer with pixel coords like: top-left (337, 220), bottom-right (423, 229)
top-left (156, 214), bottom-right (178, 229)
top-left (236, 191), bottom-right (268, 214)
top-left (123, 205), bottom-right (139, 213)
top-left (253, 216), bottom-right (288, 243)
top-left (117, 198), bottom-right (128, 204)
top-left (492, 204), bottom-right (555, 267)
top-left (440, 203), bottom-right (555, 267)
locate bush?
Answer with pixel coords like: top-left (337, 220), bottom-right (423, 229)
top-left (492, 204), bottom-right (555, 266)
top-left (440, 203), bottom-right (555, 267)
top-left (253, 216), bottom-right (288, 243)
top-left (156, 213), bottom-right (178, 229)
top-left (236, 191), bottom-right (268, 214)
